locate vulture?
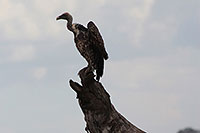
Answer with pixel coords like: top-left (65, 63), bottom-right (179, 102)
top-left (56, 12), bottom-right (108, 81)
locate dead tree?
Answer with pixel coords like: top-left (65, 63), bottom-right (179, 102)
top-left (69, 67), bottom-right (146, 133)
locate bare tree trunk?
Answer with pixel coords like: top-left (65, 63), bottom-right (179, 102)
top-left (69, 67), bottom-right (146, 133)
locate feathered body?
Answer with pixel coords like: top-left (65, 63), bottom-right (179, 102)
top-left (57, 13), bottom-right (108, 81)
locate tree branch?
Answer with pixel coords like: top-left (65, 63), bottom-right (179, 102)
top-left (69, 67), bottom-right (146, 133)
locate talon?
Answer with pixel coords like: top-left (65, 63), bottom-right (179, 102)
top-left (85, 66), bottom-right (92, 75)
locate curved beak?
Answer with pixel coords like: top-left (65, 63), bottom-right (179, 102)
top-left (56, 15), bottom-right (62, 20)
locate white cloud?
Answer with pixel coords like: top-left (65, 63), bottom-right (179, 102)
top-left (0, 127), bottom-right (15, 133)
top-left (32, 67), bottom-right (48, 80)
top-left (0, 0), bottom-right (26, 21)
top-left (140, 16), bottom-right (179, 48)
top-left (106, 46), bottom-right (200, 133)
top-left (111, 89), bottom-right (182, 133)
top-left (9, 45), bottom-right (36, 62)
top-left (0, 0), bottom-right (40, 40)
top-left (105, 47), bottom-right (200, 91)
top-left (0, 1), bottom-right (200, 133)
top-left (0, 45), bottom-right (36, 64)
top-left (129, 0), bottom-right (155, 21)
top-left (0, 0), bottom-right (79, 40)
top-left (127, 0), bottom-right (155, 46)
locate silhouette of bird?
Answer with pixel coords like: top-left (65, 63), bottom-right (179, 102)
top-left (56, 12), bottom-right (108, 81)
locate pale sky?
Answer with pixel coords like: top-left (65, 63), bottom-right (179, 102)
top-left (0, 0), bottom-right (200, 133)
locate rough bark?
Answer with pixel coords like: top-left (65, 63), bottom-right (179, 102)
top-left (69, 67), bottom-right (146, 133)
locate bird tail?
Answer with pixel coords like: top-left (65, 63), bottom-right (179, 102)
top-left (96, 56), bottom-right (104, 81)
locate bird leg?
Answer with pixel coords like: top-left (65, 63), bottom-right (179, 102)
top-left (85, 65), bottom-right (94, 75)
top-left (78, 66), bottom-right (95, 86)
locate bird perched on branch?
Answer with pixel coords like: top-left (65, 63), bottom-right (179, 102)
top-left (56, 12), bottom-right (108, 81)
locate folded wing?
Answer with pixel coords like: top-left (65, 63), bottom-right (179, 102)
top-left (87, 21), bottom-right (108, 60)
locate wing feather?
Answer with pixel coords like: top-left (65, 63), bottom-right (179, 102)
top-left (87, 21), bottom-right (108, 60)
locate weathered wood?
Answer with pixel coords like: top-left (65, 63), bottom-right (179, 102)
top-left (69, 67), bottom-right (146, 133)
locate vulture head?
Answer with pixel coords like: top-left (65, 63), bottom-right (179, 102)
top-left (56, 12), bottom-right (73, 22)
top-left (56, 12), bottom-right (74, 31)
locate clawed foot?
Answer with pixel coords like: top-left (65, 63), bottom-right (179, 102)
top-left (85, 66), bottom-right (93, 75)
top-left (78, 66), bottom-right (95, 83)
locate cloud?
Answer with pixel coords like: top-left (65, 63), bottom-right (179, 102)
top-left (126, 0), bottom-right (155, 47)
top-left (140, 16), bottom-right (178, 48)
top-left (0, 0), bottom-right (79, 41)
top-left (0, 0), bottom-right (40, 40)
top-left (0, 127), bottom-right (15, 133)
top-left (0, 45), bottom-right (36, 64)
top-left (9, 45), bottom-right (36, 62)
top-left (105, 46), bottom-right (200, 133)
top-left (105, 46), bottom-right (200, 91)
top-left (0, 1), bottom-right (200, 133)
top-left (110, 89), bottom-right (182, 133)
top-left (32, 67), bottom-right (48, 80)
top-left (128, 0), bottom-right (155, 20)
